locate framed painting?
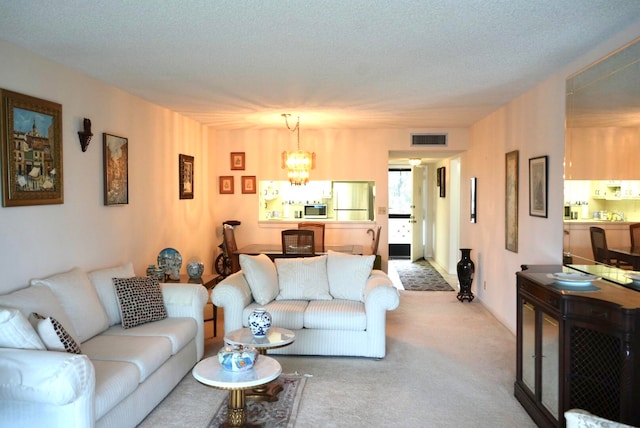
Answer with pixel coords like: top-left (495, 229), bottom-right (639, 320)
top-left (505, 150), bottom-right (519, 252)
top-left (529, 155), bottom-right (548, 218)
top-left (103, 133), bottom-right (128, 205)
top-left (0, 89), bottom-right (63, 206)
top-left (241, 176), bottom-right (256, 194)
top-left (470, 177), bottom-right (477, 223)
top-left (230, 152), bottom-right (245, 170)
top-left (219, 176), bottom-right (234, 194)
top-left (179, 154), bottom-right (194, 199)
top-left (437, 167), bottom-right (446, 198)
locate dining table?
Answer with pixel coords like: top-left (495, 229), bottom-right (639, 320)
top-left (234, 243), bottom-right (363, 260)
top-left (608, 247), bottom-right (640, 270)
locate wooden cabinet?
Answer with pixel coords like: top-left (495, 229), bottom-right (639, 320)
top-left (515, 266), bottom-right (640, 427)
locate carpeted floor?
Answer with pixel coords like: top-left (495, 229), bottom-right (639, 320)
top-left (210, 373), bottom-right (307, 427)
top-left (391, 258), bottom-right (455, 291)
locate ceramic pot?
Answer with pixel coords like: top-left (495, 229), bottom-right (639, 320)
top-left (187, 260), bottom-right (204, 279)
top-left (456, 248), bottom-right (475, 302)
top-left (217, 344), bottom-right (258, 372)
top-left (248, 308), bottom-right (272, 337)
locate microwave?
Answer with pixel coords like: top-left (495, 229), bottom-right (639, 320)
top-left (304, 204), bottom-right (328, 219)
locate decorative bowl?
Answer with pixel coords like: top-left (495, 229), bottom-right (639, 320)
top-left (217, 344), bottom-right (258, 372)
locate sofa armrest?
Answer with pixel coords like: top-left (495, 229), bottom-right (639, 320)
top-left (364, 269), bottom-right (400, 311)
top-left (160, 283), bottom-right (209, 360)
top-left (0, 348), bottom-right (95, 406)
top-left (211, 271), bottom-right (253, 334)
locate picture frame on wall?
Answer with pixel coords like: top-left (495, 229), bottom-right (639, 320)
top-left (241, 175), bottom-right (256, 194)
top-left (529, 155), bottom-right (548, 218)
top-left (103, 133), bottom-right (129, 206)
top-left (505, 150), bottom-right (519, 252)
top-left (230, 152), bottom-right (245, 170)
top-left (179, 154), bottom-right (194, 199)
top-left (219, 176), bottom-right (234, 194)
top-left (437, 167), bottom-right (446, 198)
top-left (470, 177), bottom-right (477, 223)
top-left (0, 89), bottom-right (63, 207)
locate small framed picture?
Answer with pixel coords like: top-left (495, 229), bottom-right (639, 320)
top-left (242, 176), bottom-right (256, 194)
top-left (219, 176), bottom-right (234, 194)
top-left (470, 177), bottom-right (477, 223)
top-left (437, 167), bottom-right (446, 198)
top-left (529, 155), bottom-right (548, 218)
top-left (230, 152), bottom-right (245, 170)
top-left (103, 133), bottom-right (129, 206)
top-left (179, 154), bottom-right (194, 199)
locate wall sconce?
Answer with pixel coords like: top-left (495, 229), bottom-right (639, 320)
top-left (409, 158), bottom-right (422, 166)
top-left (78, 118), bottom-right (93, 152)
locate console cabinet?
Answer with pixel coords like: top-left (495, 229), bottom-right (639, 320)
top-left (515, 265), bottom-right (640, 427)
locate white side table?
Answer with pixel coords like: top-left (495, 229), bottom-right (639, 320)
top-left (192, 355), bottom-right (281, 427)
top-left (224, 327), bottom-right (295, 355)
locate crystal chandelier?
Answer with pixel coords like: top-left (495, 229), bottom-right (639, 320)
top-left (281, 114), bottom-right (315, 185)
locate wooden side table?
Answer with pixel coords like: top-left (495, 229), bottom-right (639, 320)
top-left (165, 274), bottom-right (222, 337)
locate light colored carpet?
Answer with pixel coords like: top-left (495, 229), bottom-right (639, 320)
top-left (138, 291), bottom-right (536, 427)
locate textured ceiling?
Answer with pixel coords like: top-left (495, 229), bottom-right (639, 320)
top-left (1, 1), bottom-right (640, 130)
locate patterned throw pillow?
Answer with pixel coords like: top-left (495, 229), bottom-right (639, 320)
top-left (113, 277), bottom-right (167, 329)
top-left (29, 312), bottom-right (82, 354)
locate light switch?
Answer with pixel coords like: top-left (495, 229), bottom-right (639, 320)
top-left (378, 206), bottom-right (388, 215)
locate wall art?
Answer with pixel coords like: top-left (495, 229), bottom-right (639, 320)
top-left (470, 177), bottom-right (477, 223)
top-left (437, 166), bottom-right (446, 198)
top-left (103, 133), bottom-right (128, 205)
top-left (230, 152), bottom-right (245, 170)
top-left (220, 176), bottom-right (234, 194)
top-left (1, 89), bottom-right (63, 206)
top-left (529, 155), bottom-right (548, 218)
top-left (242, 176), bottom-right (256, 194)
top-left (505, 150), bottom-right (519, 252)
top-left (179, 154), bottom-right (194, 199)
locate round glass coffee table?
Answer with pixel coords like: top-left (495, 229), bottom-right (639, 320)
top-left (192, 355), bottom-right (281, 427)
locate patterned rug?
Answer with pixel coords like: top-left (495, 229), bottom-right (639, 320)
top-left (392, 258), bottom-right (455, 291)
top-left (209, 373), bottom-right (306, 428)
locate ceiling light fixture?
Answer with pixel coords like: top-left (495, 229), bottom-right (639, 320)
top-left (281, 114), bottom-right (315, 186)
top-left (409, 158), bottom-right (422, 166)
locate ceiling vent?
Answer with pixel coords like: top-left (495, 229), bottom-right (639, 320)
top-left (411, 134), bottom-right (447, 146)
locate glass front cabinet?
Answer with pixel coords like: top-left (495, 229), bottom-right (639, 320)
top-left (515, 266), bottom-right (640, 428)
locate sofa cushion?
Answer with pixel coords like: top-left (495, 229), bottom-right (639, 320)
top-left (29, 312), bottom-right (82, 354)
top-left (244, 301), bottom-right (308, 330)
top-left (0, 308), bottom-right (45, 350)
top-left (0, 285), bottom-right (81, 344)
top-left (327, 251), bottom-right (375, 302)
top-left (304, 300), bottom-right (366, 331)
top-left (240, 254), bottom-right (279, 305)
top-left (88, 262), bottom-right (135, 326)
top-left (275, 255), bottom-right (332, 301)
top-left (82, 334), bottom-right (172, 382)
top-left (92, 360), bottom-right (139, 420)
top-left (101, 317), bottom-right (196, 355)
top-left (30, 267), bottom-right (110, 342)
top-left (113, 277), bottom-right (167, 329)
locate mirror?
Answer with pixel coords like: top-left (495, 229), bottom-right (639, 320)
top-left (564, 37), bottom-right (640, 272)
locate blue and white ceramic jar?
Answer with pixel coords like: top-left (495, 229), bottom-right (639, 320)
top-left (187, 259), bottom-right (204, 279)
top-left (217, 344), bottom-right (258, 372)
top-left (248, 308), bottom-right (272, 337)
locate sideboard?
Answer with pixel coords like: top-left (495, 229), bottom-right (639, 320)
top-left (515, 265), bottom-right (640, 428)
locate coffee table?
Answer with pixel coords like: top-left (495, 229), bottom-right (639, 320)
top-left (224, 327), bottom-right (295, 401)
top-left (192, 355), bottom-right (281, 427)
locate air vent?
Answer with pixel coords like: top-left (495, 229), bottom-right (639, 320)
top-left (411, 134), bottom-right (447, 146)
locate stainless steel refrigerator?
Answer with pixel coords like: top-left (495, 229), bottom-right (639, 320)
top-left (332, 181), bottom-right (371, 221)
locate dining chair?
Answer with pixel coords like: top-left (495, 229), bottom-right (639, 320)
top-left (367, 225), bottom-right (382, 255)
top-left (630, 223), bottom-right (640, 249)
top-left (281, 229), bottom-right (315, 255)
top-left (222, 223), bottom-right (240, 273)
top-left (590, 226), bottom-right (630, 269)
top-left (298, 222), bottom-right (325, 252)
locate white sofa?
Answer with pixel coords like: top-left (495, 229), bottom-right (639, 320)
top-left (213, 252), bottom-right (399, 358)
top-left (0, 263), bottom-right (208, 428)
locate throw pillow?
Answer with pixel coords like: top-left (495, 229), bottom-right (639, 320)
top-left (327, 251), bottom-right (375, 302)
top-left (30, 267), bottom-right (110, 342)
top-left (0, 307), bottom-right (45, 350)
top-left (113, 276), bottom-right (167, 329)
top-left (275, 255), bottom-right (333, 301)
top-left (88, 262), bottom-right (135, 326)
top-left (240, 254), bottom-right (279, 305)
top-left (29, 312), bottom-right (82, 354)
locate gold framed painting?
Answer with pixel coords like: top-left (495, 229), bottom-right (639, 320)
top-left (179, 154), bottom-right (194, 199)
top-left (103, 133), bottom-right (129, 206)
top-left (0, 89), bottom-right (63, 206)
top-left (505, 150), bottom-right (519, 252)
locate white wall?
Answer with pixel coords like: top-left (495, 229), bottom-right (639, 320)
top-left (0, 40), bottom-right (216, 293)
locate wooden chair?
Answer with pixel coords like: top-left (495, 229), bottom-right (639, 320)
top-left (223, 223), bottom-right (240, 273)
top-left (590, 226), bottom-right (630, 269)
top-left (281, 229), bottom-right (315, 255)
top-left (298, 222), bottom-right (325, 252)
top-left (630, 223), bottom-right (640, 249)
top-left (367, 225), bottom-right (382, 255)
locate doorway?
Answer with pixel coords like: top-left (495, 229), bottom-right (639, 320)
top-left (388, 167), bottom-right (426, 260)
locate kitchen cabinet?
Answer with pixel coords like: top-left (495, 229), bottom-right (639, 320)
top-left (515, 266), bottom-right (640, 427)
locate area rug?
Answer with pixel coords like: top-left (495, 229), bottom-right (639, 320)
top-left (209, 373), bottom-right (307, 428)
top-left (392, 258), bottom-right (455, 291)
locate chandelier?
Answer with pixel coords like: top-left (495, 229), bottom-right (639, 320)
top-left (281, 114), bottom-right (315, 186)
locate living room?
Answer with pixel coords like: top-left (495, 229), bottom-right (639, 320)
top-left (1, 3), bottom-right (640, 427)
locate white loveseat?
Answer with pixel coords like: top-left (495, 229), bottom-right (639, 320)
top-left (213, 251), bottom-right (399, 358)
top-left (0, 263), bottom-right (208, 428)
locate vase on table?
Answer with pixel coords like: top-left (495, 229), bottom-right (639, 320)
top-left (456, 248), bottom-right (475, 302)
top-left (187, 259), bottom-right (204, 279)
top-left (248, 308), bottom-right (272, 337)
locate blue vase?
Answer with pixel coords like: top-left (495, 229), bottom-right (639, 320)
top-left (248, 308), bottom-right (272, 337)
